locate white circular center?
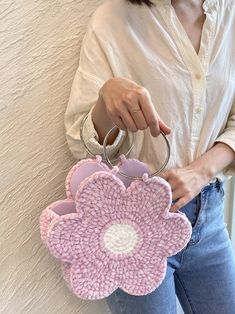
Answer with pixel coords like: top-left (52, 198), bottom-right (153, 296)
top-left (103, 223), bottom-right (138, 254)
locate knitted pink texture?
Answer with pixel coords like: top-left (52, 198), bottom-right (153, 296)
top-left (40, 155), bottom-right (192, 300)
top-left (65, 155), bottom-right (110, 199)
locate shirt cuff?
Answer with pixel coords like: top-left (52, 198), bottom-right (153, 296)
top-left (82, 104), bottom-right (127, 159)
top-left (214, 138), bottom-right (235, 177)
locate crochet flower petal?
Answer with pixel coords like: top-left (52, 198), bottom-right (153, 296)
top-left (75, 171), bottom-right (125, 216)
top-left (39, 199), bottom-right (76, 244)
top-left (115, 155), bottom-right (152, 188)
top-left (73, 218), bottom-right (110, 263)
top-left (65, 156), bottom-right (109, 199)
top-left (40, 208), bottom-right (57, 245)
top-left (70, 257), bottom-right (118, 300)
top-left (120, 255), bottom-right (167, 295)
top-left (156, 213), bottom-right (192, 257)
top-left (75, 172), bottom-right (172, 220)
top-left (47, 215), bottom-right (88, 263)
top-left (126, 177), bottom-right (172, 216)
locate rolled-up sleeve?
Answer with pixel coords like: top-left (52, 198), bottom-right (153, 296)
top-left (64, 22), bottom-right (127, 161)
top-left (214, 98), bottom-right (235, 176)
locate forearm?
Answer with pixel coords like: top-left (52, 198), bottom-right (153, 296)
top-left (91, 95), bottom-right (119, 145)
top-left (189, 142), bottom-right (235, 180)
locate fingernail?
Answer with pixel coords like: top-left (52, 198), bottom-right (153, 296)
top-left (153, 130), bottom-right (160, 137)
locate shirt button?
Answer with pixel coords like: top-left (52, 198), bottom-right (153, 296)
top-left (195, 73), bottom-right (202, 80)
top-left (196, 107), bottom-right (202, 114)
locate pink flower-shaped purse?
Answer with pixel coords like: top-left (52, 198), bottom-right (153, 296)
top-left (39, 116), bottom-right (192, 300)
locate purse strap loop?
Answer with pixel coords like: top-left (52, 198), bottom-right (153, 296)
top-left (79, 112), bottom-right (135, 163)
top-left (103, 125), bottom-right (171, 180)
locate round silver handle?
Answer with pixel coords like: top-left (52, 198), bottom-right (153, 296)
top-left (103, 126), bottom-right (171, 180)
top-left (79, 112), bottom-right (135, 163)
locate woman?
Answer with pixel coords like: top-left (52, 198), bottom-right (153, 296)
top-left (64, 0), bottom-right (235, 313)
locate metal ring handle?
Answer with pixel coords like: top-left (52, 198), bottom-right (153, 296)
top-left (79, 112), bottom-right (135, 163)
top-left (103, 125), bottom-right (171, 180)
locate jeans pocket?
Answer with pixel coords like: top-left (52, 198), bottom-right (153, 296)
top-left (177, 195), bottom-right (201, 229)
top-left (191, 193), bottom-right (202, 228)
top-left (220, 184), bottom-right (225, 198)
top-left (216, 180), bottom-right (225, 200)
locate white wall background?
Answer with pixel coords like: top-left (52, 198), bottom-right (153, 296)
top-left (0, 1), bottom-right (234, 314)
top-left (0, 1), bottom-right (110, 313)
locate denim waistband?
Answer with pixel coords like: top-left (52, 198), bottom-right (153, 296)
top-left (208, 177), bottom-right (218, 184)
top-left (202, 178), bottom-right (223, 193)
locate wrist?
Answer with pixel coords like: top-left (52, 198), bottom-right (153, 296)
top-left (189, 159), bottom-right (216, 183)
top-left (92, 95), bottom-right (118, 145)
top-left (93, 95), bottom-right (105, 116)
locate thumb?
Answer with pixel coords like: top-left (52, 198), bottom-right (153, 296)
top-left (159, 119), bottom-right (171, 135)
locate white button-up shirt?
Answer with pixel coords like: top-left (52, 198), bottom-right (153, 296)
top-left (64, 0), bottom-right (235, 182)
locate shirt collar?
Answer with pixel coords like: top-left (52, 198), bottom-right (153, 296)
top-left (202, 0), bottom-right (218, 12)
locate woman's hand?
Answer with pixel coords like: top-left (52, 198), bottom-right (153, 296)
top-left (99, 77), bottom-right (171, 137)
top-left (159, 142), bottom-right (234, 212)
top-left (159, 164), bottom-right (212, 212)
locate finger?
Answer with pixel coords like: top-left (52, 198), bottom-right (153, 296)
top-left (159, 172), bottom-right (178, 192)
top-left (122, 92), bottom-right (148, 131)
top-left (129, 104), bottom-right (148, 131)
top-left (159, 169), bottom-right (181, 191)
top-left (171, 193), bottom-right (195, 212)
top-left (119, 107), bottom-right (138, 133)
top-left (171, 188), bottom-right (185, 201)
top-left (170, 197), bottom-right (188, 212)
top-left (159, 119), bottom-right (172, 135)
top-left (110, 99), bottom-right (138, 132)
top-left (137, 91), bottom-right (160, 137)
top-left (109, 114), bottom-right (127, 131)
top-left (131, 110), bottom-right (148, 130)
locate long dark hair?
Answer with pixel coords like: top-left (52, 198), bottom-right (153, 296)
top-left (126, 0), bottom-right (155, 7)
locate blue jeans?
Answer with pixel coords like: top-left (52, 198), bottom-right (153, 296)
top-left (105, 179), bottom-right (235, 314)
